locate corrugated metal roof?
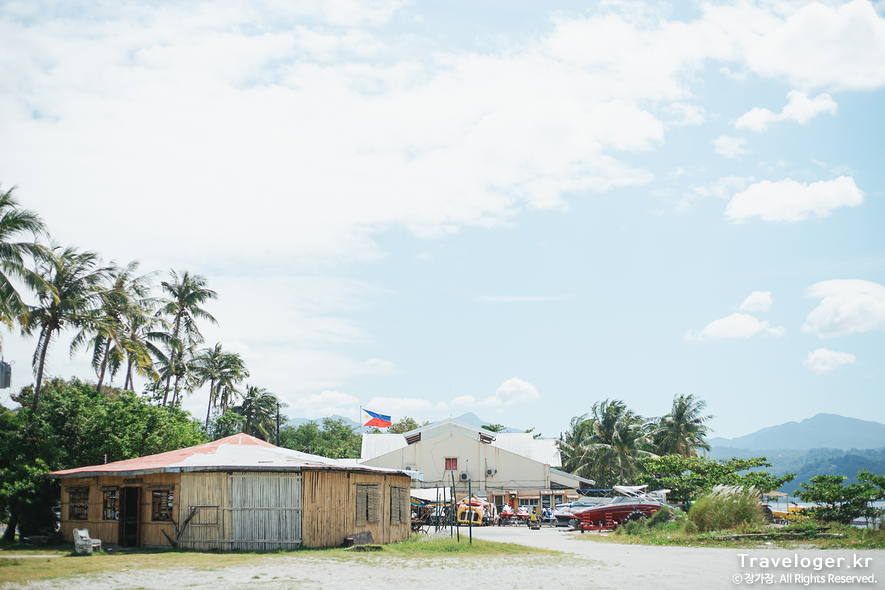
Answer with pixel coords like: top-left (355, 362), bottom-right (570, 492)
top-left (360, 433), bottom-right (408, 460)
top-left (360, 421), bottom-right (562, 467)
top-left (491, 433), bottom-right (562, 467)
top-left (50, 433), bottom-right (403, 478)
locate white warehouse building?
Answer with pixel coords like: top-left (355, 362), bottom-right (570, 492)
top-left (360, 419), bottom-right (593, 510)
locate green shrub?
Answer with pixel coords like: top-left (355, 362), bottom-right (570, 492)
top-left (683, 520), bottom-right (698, 534)
top-left (647, 506), bottom-right (673, 528)
top-left (616, 519), bottom-right (646, 536)
top-left (688, 485), bottom-right (764, 532)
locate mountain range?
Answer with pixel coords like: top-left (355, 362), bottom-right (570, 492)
top-left (708, 413), bottom-right (885, 451)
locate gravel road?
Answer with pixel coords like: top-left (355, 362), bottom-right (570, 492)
top-left (7, 526), bottom-right (883, 590)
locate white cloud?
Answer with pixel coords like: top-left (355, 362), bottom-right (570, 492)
top-left (665, 103), bottom-right (706, 127)
top-left (725, 176), bottom-right (864, 223)
top-left (452, 378), bottom-right (540, 408)
top-left (674, 175), bottom-right (752, 212)
top-left (802, 280), bottom-right (885, 338)
top-left (735, 91), bottom-right (837, 132)
top-left (714, 136), bottom-right (750, 159)
top-left (803, 348), bottom-right (857, 375)
top-left (4, 0), bottom-right (885, 272)
top-left (742, 0), bottom-right (885, 90)
top-left (686, 312), bottom-right (786, 341)
top-left (364, 358), bottom-right (396, 373)
top-left (291, 390), bottom-right (361, 419)
top-left (739, 291), bottom-right (773, 312)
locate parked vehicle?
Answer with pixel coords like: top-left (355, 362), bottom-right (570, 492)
top-left (572, 485), bottom-right (669, 531)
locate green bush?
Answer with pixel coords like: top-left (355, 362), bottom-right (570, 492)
top-left (688, 485), bottom-right (764, 532)
top-left (647, 505), bottom-right (673, 528)
top-left (616, 519), bottom-right (646, 536)
top-left (683, 520), bottom-right (698, 534)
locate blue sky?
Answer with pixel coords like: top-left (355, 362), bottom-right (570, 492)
top-left (0, 0), bottom-right (883, 439)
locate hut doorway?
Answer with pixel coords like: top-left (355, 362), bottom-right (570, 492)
top-left (118, 487), bottom-right (140, 547)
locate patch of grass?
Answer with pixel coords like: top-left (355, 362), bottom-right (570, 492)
top-left (382, 536), bottom-right (556, 557)
top-left (0, 536), bottom-right (555, 586)
top-left (0, 559), bottom-right (23, 567)
top-left (688, 486), bottom-right (765, 532)
top-left (578, 519), bottom-right (885, 550)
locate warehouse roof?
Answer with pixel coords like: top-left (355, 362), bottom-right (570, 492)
top-left (50, 433), bottom-right (404, 478)
top-left (360, 419), bottom-right (562, 467)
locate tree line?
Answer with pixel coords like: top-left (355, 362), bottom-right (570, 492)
top-left (556, 394), bottom-right (799, 500)
top-left (0, 186), bottom-right (279, 437)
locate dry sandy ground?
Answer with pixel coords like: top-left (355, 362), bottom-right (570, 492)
top-left (7, 527), bottom-right (884, 590)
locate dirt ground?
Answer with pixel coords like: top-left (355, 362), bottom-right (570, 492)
top-left (6, 526), bottom-right (884, 590)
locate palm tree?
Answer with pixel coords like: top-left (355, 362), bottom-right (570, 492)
top-left (192, 344), bottom-right (249, 428)
top-left (25, 246), bottom-right (109, 411)
top-left (605, 417), bottom-right (658, 485)
top-left (157, 270), bottom-right (217, 407)
top-left (118, 301), bottom-right (170, 391)
top-left (557, 413), bottom-right (594, 477)
top-left (562, 399), bottom-right (658, 486)
top-left (654, 393), bottom-right (714, 456)
top-left (0, 186), bottom-right (48, 341)
top-left (233, 385), bottom-right (278, 440)
top-left (70, 261), bottom-right (156, 393)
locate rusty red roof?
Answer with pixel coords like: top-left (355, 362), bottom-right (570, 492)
top-left (49, 433), bottom-right (402, 478)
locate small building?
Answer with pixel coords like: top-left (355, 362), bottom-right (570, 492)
top-left (49, 433), bottom-right (411, 550)
top-left (360, 419), bottom-right (593, 510)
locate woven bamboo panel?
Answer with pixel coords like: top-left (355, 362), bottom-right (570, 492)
top-left (58, 473), bottom-right (179, 548)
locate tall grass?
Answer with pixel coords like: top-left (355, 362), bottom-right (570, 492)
top-left (688, 485), bottom-right (764, 532)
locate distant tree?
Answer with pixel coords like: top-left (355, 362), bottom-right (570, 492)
top-left (0, 186), bottom-right (49, 343)
top-left (209, 410), bottom-right (245, 440)
top-left (557, 414), bottom-right (594, 477)
top-left (795, 471), bottom-right (885, 524)
top-left (233, 385), bottom-right (278, 440)
top-left (156, 270), bottom-right (217, 407)
top-left (482, 424), bottom-right (506, 432)
top-left (654, 394), bottom-right (714, 457)
top-left (2, 378), bottom-right (206, 539)
top-left (388, 416), bottom-right (428, 434)
top-left (279, 417), bottom-right (361, 459)
top-left (637, 455), bottom-right (796, 502)
top-left (524, 427), bottom-right (542, 439)
top-left (25, 246), bottom-right (109, 411)
top-left (192, 344), bottom-right (248, 428)
top-left (70, 260), bottom-right (156, 393)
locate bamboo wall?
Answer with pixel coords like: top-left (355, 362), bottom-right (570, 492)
top-left (178, 472), bottom-right (303, 551)
top-left (59, 473), bottom-right (179, 548)
top-left (301, 470), bottom-right (411, 548)
top-left (61, 469), bottom-right (411, 551)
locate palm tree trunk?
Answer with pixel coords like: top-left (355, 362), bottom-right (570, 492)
top-left (124, 356), bottom-right (133, 391)
top-left (32, 328), bottom-right (52, 412)
top-left (162, 373), bottom-right (172, 406)
top-left (171, 372), bottom-right (182, 408)
top-left (205, 378), bottom-right (216, 428)
top-left (96, 339), bottom-right (111, 393)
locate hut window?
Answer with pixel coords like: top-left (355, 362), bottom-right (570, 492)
top-left (390, 486), bottom-right (409, 524)
top-left (68, 487), bottom-right (89, 520)
top-left (102, 488), bottom-right (119, 521)
top-left (151, 489), bottom-right (174, 522)
top-left (355, 484), bottom-right (379, 526)
top-left (445, 458), bottom-right (457, 471)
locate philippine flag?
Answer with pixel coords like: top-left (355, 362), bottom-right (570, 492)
top-left (362, 408), bottom-right (392, 428)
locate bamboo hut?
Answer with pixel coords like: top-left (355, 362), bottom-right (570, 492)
top-left (49, 433), bottom-right (412, 550)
